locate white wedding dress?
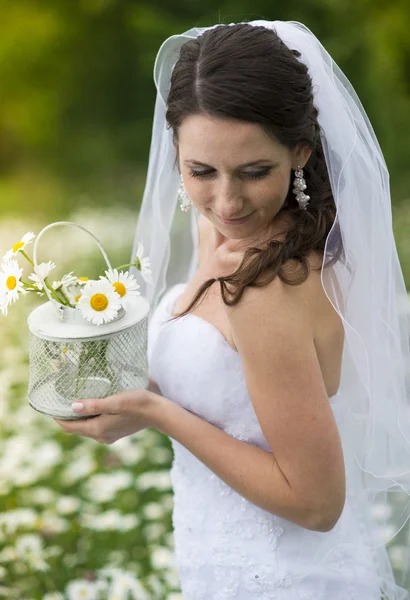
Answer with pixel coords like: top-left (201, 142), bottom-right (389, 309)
top-left (148, 282), bottom-right (400, 600)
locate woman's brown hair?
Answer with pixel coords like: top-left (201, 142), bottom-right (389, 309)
top-left (165, 23), bottom-right (343, 318)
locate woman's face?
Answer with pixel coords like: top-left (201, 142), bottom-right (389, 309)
top-left (177, 113), bottom-right (310, 250)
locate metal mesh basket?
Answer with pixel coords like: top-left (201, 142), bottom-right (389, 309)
top-left (27, 221), bottom-right (150, 420)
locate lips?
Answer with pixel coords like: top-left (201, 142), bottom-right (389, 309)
top-left (218, 212), bottom-right (254, 225)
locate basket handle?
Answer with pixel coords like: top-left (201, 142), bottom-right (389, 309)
top-left (32, 221), bottom-right (113, 318)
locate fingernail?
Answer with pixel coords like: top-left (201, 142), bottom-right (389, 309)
top-left (71, 402), bottom-right (84, 413)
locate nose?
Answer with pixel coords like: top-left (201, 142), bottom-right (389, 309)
top-left (214, 176), bottom-right (244, 219)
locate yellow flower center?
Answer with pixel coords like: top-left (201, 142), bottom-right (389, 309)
top-left (90, 293), bottom-right (109, 312)
top-left (6, 276), bottom-right (17, 290)
top-left (75, 294), bottom-right (81, 303)
top-left (78, 277), bottom-right (88, 282)
top-left (12, 241), bottom-right (24, 253)
top-left (113, 282), bottom-right (126, 297)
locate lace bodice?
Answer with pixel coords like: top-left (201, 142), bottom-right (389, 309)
top-left (148, 283), bottom-right (396, 600)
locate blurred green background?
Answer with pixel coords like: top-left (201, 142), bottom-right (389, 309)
top-left (1, 1), bottom-right (410, 598)
top-left (0, 0), bottom-right (410, 285)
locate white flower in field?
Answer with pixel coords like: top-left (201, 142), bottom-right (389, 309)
top-left (84, 471), bottom-right (133, 503)
top-left (29, 554), bottom-right (50, 572)
top-left (33, 440), bottom-right (63, 471)
top-left (142, 502), bottom-right (165, 520)
top-left (132, 241), bottom-right (153, 284)
top-left (2, 231), bottom-right (35, 262)
top-left (66, 579), bottom-right (100, 600)
top-left (81, 509), bottom-right (140, 532)
top-left (108, 570), bottom-right (150, 600)
top-left (162, 565), bottom-right (181, 590)
top-left (150, 546), bottom-right (176, 570)
top-left (144, 522), bottom-right (166, 542)
top-left (15, 533), bottom-right (43, 560)
top-left (103, 268), bottom-right (140, 304)
top-left (0, 509), bottom-right (38, 536)
top-left (43, 593), bottom-right (65, 600)
top-left (27, 487), bottom-right (56, 506)
top-left (61, 453), bottom-right (96, 485)
top-left (0, 259), bottom-right (27, 316)
top-left (56, 495), bottom-right (81, 515)
top-left (135, 469), bottom-right (172, 492)
top-left (77, 278), bottom-right (121, 325)
top-left (0, 546), bottom-right (17, 562)
top-left (28, 261), bottom-right (56, 290)
top-left (81, 509), bottom-right (123, 531)
top-left (145, 573), bottom-right (165, 597)
top-left (110, 436), bottom-right (145, 465)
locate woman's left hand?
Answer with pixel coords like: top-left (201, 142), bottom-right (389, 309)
top-left (53, 386), bottom-right (162, 445)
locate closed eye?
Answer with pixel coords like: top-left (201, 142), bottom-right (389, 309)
top-left (189, 168), bottom-right (272, 180)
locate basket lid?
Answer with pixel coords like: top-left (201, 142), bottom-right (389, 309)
top-left (27, 297), bottom-right (150, 341)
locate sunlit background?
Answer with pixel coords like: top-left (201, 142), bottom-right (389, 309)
top-left (1, 1), bottom-right (410, 598)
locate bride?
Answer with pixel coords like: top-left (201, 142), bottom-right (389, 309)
top-left (57, 20), bottom-right (410, 599)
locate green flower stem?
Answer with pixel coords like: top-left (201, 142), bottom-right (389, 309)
top-left (18, 250), bottom-right (72, 306)
top-left (116, 262), bottom-right (140, 271)
top-left (43, 279), bottom-right (71, 306)
top-left (52, 283), bottom-right (72, 306)
top-left (99, 262), bottom-right (141, 277)
top-left (20, 249), bottom-right (34, 266)
top-left (21, 280), bottom-right (41, 291)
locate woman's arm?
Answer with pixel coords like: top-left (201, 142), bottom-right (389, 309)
top-left (148, 394), bottom-right (338, 533)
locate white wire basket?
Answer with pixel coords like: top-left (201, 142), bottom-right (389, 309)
top-left (27, 222), bottom-right (150, 420)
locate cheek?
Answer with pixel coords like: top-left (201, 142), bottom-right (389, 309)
top-left (184, 177), bottom-right (212, 205)
top-left (268, 169), bottom-right (291, 203)
top-left (255, 174), bottom-right (290, 208)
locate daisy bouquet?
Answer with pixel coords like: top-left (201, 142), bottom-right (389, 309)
top-left (1, 222), bottom-right (152, 420)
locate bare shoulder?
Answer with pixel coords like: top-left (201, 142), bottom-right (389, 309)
top-left (226, 250), bottom-right (344, 397)
top-left (227, 251), bottom-right (326, 332)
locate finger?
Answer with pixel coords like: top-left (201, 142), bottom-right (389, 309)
top-left (70, 395), bottom-right (122, 417)
top-left (53, 415), bottom-right (101, 438)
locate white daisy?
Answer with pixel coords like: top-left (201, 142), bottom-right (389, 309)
top-left (0, 260), bottom-right (27, 316)
top-left (77, 278), bottom-right (122, 325)
top-left (61, 272), bottom-right (78, 288)
top-left (77, 276), bottom-right (91, 286)
top-left (102, 268), bottom-right (140, 304)
top-left (66, 284), bottom-right (83, 305)
top-left (52, 272), bottom-right (76, 290)
top-left (2, 232), bottom-right (35, 262)
top-left (28, 261), bottom-right (56, 291)
top-left (132, 241), bottom-right (153, 284)
top-left (66, 580), bottom-right (100, 600)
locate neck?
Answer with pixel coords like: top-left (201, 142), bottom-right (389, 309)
top-left (210, 210), bottom-right (294, 255)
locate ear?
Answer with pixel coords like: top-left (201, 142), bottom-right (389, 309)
top-left (291, 144), bottom-right (312, 170)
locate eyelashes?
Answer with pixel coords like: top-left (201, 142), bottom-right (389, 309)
top-left (189, 168), bottom-right (272, 180)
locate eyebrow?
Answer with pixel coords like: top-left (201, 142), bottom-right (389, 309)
top-left (184, 159), bottom-right (276, 168)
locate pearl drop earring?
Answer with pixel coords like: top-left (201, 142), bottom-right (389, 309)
top-left (293, 165), bottom-right (310, 210)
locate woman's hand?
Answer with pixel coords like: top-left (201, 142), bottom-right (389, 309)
top-left (53, 383), bottom-right (163, 445)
